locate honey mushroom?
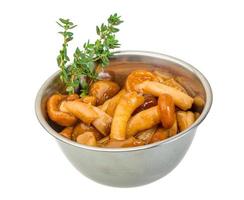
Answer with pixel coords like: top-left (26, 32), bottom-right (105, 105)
top-left (126, 106), bottom-right (160, 137)
top-left (127, 93), bottom-right (177, 137)
top-left (89, 80), bottom-right (120, 105)
top-left (62, 100), bottom-right (112, 136)
top-left (135, 81), bottom-right (194, 110)
top-left (62, 100), bottom-right (98, 125)
top-left (47, 94), bottom-right (78, 127)
top-left (193, 95), bottom-right (205, 113)
top-left (72, 122), bottom-right (102, 141)
top-left (176, 111), bottom-right (195, 132)
top-left (158, 94), bottom-right (176, 129)
top-left (125, 70), bottom-right (159, 92)
top-left (110, 92), bottom-right (144, 140)
top-left (76, 132), bottom-right (97, 146)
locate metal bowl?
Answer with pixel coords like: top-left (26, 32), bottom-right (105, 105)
top-left (35, 51), bottom-right (212, 187)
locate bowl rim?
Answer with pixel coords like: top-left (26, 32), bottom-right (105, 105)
top-left (35, 50), bottom-right (213, 152)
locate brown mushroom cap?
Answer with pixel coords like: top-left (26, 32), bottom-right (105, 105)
top-left (89, 80), bottom-right (120, 105)
top-left (47, 94), bottom-right (78, 127)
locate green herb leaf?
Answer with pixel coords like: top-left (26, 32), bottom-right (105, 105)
top-left (96, 26), bottom-right (100, 35)
top-left (56, 13), bottom-right (123, 95)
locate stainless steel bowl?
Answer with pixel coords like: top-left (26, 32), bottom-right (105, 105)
top-left (35, 51), bottom-right (212, 187)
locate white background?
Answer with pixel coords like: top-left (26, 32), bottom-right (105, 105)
top-left (0, 0), bottom-right (243, 199)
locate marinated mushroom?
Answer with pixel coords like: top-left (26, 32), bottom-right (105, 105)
top-left (110, 92), bottom-right (144, 140)
top-left (176, 111), bottom-right (195, 132)
top-left (62, 100), bottom-right (98, 125)
top-left (72, 122), bottom-right (102, 141)
top-left (47, 94), bottom-right (77, 127)
top-left (193, 95), bottom-right (205, 112)
top-left (127, 93), bottom-right (177, 136)
top-left (135, 81), bottom-right (194, 110)
top-left (62, 100), bottom-right (112, 135)
top-left (89, 80), bottom-right (120, 105)
top-left (125, 70), bottom-right (158, 92)
top-left (158, 94), bottom-right (176, 129)
top-left (76, 132), bottom-right (97, 146)
top-left (127, 106), bottom-right (161, 137)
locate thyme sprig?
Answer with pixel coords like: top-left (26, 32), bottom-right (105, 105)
top-left (56, 13), bottom-right (123, 95)
top-left (56, 19), bottom-right (77, 93)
